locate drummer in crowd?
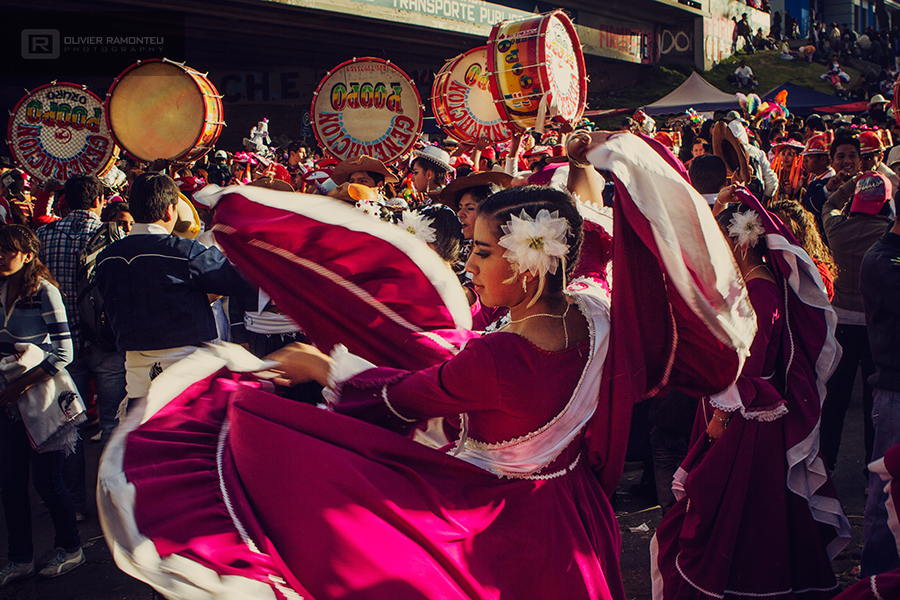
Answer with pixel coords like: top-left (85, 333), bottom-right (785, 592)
top-left (519, 145), bottom-right (564, 187)
top-left (330, 155), bottom-right (398, 195)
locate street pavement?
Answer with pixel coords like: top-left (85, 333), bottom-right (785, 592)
top-left (0, 375), bottom-right (872, 600)
top-left (0, 432), bottom-right (154, 600)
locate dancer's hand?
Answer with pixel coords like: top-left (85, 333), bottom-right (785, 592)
top-left (706, 409), bottom-right (730, 442)
top-left (262, 342), bottom-right (333, 387)
top-left (712, 184), bottom-right (739, 216)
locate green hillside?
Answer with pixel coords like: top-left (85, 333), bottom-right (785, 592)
top-left (704, 50), bottom-right (861, 97)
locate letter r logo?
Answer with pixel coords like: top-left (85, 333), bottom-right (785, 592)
top-left (22, 29), bottom-right (59, 59)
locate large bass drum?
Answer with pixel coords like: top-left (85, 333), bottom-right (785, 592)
top-left (106, 58), bottom-right (224, 164)
top-left (487, 10), bottom-right (586, 131)
top-left (7, 82), bottom-right (118, 184)
top-left (311, 57), bottom-right (423, 164)
top-left (431, 47), bottom-right (514, 144)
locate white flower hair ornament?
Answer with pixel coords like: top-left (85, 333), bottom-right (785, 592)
top-left (398, 210), bottom-right (436, 244)
top-left (727, 209), bottom-right (765, 249)
top-left (498, 209), bottom-right (570, 307)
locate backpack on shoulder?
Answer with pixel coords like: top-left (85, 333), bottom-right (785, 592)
top-left (76, 222), bottom-right (123, 352)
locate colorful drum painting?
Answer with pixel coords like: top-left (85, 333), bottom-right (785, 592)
top-left (487, 11), bottom-right (586, 131)
top-left (312, 58), bottom-right (423, 164)
top-left (106, 58), bottom-right (224, 163)
top-left (432, 47), bottom-right (515, 144)
top-left (7, 82), bottom-right (118, 183)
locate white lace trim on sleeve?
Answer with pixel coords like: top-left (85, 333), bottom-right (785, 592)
top-left (741, 401), bottom-right (788, 422)
top-left (710, 384), bottom-right (789, 422)
top-left (871, 575), bottom-right (884, 600)
top-left (708, 383), bottom-right (742, 413)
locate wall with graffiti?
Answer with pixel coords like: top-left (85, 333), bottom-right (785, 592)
top-left (703, 0), bottom-right (770, 69)
top-left (657, 19), bottom-right (697, 65)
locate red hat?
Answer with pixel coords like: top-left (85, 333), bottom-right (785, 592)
top-left (771, 139), bottom-right (806, 153)
top-left (654, 131), bottom-right (674, 149)
top-left (859, 130), bottom-right (884, 155)
top-left (884, 444), bottom-right (900, 521)
top-left (850, 172), bottom-right (892, 215)
top-left (481, 146), bottom-right (496, 160)
top-left (262, 162), bottom-right (291, 184)
top-left (802, 134), bottom-right (831, 155)
top-left (450, 154), bottom-right (474, 169)
top-left (314, 157), bottom-right (340, 173)
top-left (522, 145), bottom-right (551, 159)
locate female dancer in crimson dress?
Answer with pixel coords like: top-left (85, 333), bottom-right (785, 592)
top-left (100, 186), bottom-right (626, 600)
top-left (99, 133), bottom-right (755, 600)
top-left (652, 190), bottom-right (851, 599)
top-left (265, 186), bottom-right (621, 598)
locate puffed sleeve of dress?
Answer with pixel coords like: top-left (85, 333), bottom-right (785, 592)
top-left (327, 336), bottom-right (501, 432)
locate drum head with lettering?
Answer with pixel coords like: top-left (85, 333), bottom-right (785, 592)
top-left (432, 47), bottom-right (514, 144)
top-left (7, 82), bottom-right (117, 184)
top-left (107, 60), bottom-right (221, 163)
top-left (312, 58), bottom-right (423, 164)
top-left (542, 15), bottom-right (585, 123)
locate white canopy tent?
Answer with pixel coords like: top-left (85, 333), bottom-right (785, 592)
top-left (643, 72), bottom-right (740, 116)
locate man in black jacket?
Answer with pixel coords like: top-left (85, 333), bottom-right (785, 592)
top-left (96, 173), bottom-right (250, 402)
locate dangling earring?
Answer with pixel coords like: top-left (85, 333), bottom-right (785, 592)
top-left (521, 275), bottom-right (528, 293)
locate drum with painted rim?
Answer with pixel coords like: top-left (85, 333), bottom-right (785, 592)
top-left (432, 47), bottom-right (514, 144)
top-left (487, 11), bottom-right (586, 131)
top-left (7, 82), bottom-right (118, 184)
top-left (106, 58), bottom-right (224, 164)
top-left (312, 57), bottom-right (423, 164)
